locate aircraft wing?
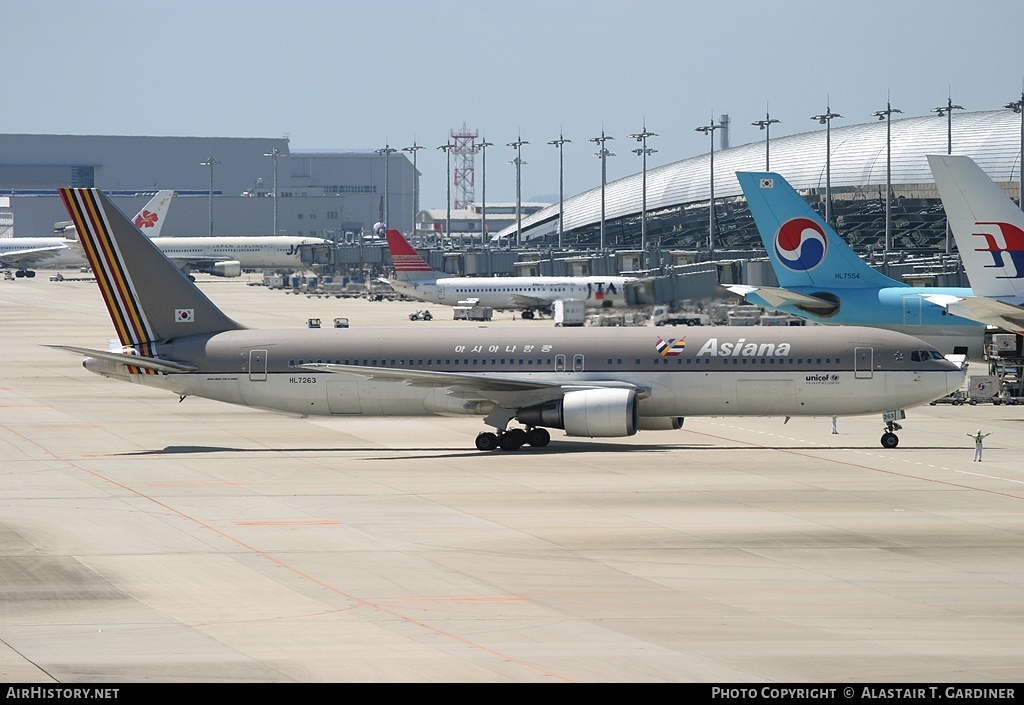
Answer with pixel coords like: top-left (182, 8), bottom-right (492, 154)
top-left (0, 245), bottom-right (70, 267)
top-left (509, 293), bottom-right (556, 307)
top-left (300, 362), bottom-right (650, 407)
top-left (46, 345), bottom-right (198, 373)
top-left (166, 256), bottom-right (233, 267)
top-left (725, 285), bottom-right (840, 314)
top-left (923, 294), bottom-right (1024, 334)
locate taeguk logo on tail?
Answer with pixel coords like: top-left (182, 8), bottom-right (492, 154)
top-left (774, 217), bottom-right (828, 272)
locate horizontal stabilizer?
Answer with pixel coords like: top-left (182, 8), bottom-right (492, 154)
top-left (925, 295), bottom-right (1024, 333)
top-left (46, 345), bottom-right (198, 373)
top-left (726, 285), bottom-right (839, 314)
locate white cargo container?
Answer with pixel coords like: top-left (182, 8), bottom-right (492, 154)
top-left (554, 299), bottom-right (586, 327)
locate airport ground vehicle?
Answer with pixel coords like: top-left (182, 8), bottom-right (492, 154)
top-left (651, 306), bottom-right (709, 326)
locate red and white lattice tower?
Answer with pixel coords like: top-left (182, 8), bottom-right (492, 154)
top-left (451, 124), bottom-right (478, 209)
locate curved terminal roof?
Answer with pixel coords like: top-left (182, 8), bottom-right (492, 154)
top-left (496, 109), bottom-right (1023, 243)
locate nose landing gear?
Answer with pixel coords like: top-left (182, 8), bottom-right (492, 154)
top-left (880, 411), bottom-right (905, 448)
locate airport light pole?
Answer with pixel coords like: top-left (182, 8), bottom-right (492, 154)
top-left (1005, 90), bottom-right (1024, 212)
top-left (402, 142), bottom-right (424, 240)
top-left (627, 125), bottom-right (657, 253)
top-left (590, 130), bottom-right (614, 251)
top-left (931, 96), bottom-right (964, 253)
top-left (694, 119), bottom-right (721, 255)
top-left (872, 101), bottom-right (902, 253)
top-left (547, 133), bottom-right (571, 249)
top-left (199, 157), bottom-right (220, 238)
top-left (375, 144), bottom-right (398, 229)
top-left (811, 105), bottom-right (842, 227)
top-left (437, 142), bottom-right (455, 246)
top-left (263, 148), bottom-right (287, 236)
top-left (508, 134), bottom-right (528, 248)
top-left (477, 140), bottom-right (493, 248)
top-left (751, 110), bottom-right (781, 170)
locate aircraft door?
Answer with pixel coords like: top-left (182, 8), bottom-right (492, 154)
top-left (249, 349), bottom-right (268, 381)
top-left (555, 354), bottom-right (566, 372)
top-left (854, 346), bottom-right (873, 379)
top-left (903, 295), bottom-right (922, 325)
top-left (573, 354), bottom-right (584, 372)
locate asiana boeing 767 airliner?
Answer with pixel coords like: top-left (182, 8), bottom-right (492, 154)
top-left (51, 189), bottom-right (964, 450)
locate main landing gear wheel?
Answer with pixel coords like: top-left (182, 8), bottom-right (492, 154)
top-left (499, 428), bottom-right (527, 450)
top-left (477, 427), bottom-right (550, 451)
top-left (475, 432), bottom-right (499, 451)
top-left (526, 428), bottom-right (550, 447)
top-left (881, 432), bottom-right (899, 449)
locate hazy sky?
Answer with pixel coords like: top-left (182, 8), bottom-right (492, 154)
top-left (3, 0), bottom-right (1022, 209)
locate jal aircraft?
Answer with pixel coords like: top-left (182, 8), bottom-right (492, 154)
top-left (2, 190), bottom-right (172, 277)
top-left (50, 188), bottom-right (964, 450)
top-left (62, 190), bottom-right (330, 279)
top-left (727, 171), bottom-right (987, 358)
top-left (925, 154), bottom-right (1024, 335)
top-left (384, 228), bottom-right (642, 318)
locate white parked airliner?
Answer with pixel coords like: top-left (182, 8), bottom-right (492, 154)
top-left (62, 190), bottom-right (331, 278)
top-left (385, 228), bottom-right (643, 318)
top-left (2, 190), bottom-right (173, 277)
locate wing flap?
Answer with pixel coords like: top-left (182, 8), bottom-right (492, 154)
top-left (299, 363), bottom-right (649, 404)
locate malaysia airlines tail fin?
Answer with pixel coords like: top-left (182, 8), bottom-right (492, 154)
top-left (737, 171), bottom-right (901, 290)
top-left (927, 154), bottom-right (1024, 299)
top-left (58, 188), bottom-right (243, 352)
top-left (385, 229), bottom-right (440, 282)
top-left (133, 190), bottom-right (173, 237)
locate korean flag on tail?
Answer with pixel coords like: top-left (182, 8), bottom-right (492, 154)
top-left (175, 309), bottom-right (195, 323)
top-left (759, 178), bottom-right (774, 189)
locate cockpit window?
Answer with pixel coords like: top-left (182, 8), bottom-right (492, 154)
top-left (911, 350), bottom-right (945, 362)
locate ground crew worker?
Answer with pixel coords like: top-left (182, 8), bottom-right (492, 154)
top-left (966, 429), bottom-right (991, 462)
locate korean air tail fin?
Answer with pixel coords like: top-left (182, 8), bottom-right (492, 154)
top-left (385, 229), bottom-right (440, 282)
top-left (58, 188), bottom-right (243, 352)
top-left (737, 171), bottom-right (901, 290)
top-left (927, 154), bottom-right (1024, 299)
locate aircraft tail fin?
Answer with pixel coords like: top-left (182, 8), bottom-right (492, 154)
top-left (385, 229), bottom-right (440, 281)
top-left (133, 190), bottom-right (173, 237)
top-left (928, 154), bottom-right (1024, 299)
top-left (59, 188), bottom-right (244, 351)
top-left (737, 171), bottom-right (901, 290)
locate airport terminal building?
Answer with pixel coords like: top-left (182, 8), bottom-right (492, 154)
top-left (494, 109), bottom-right (1023, 258)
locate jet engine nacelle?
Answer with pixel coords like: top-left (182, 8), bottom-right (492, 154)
top-left (205, 260), bottom-right (242, 278)
top-left (637, 416), bottom-right (684, 431)
top-left (517, 388), bottom-right (638, 437)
